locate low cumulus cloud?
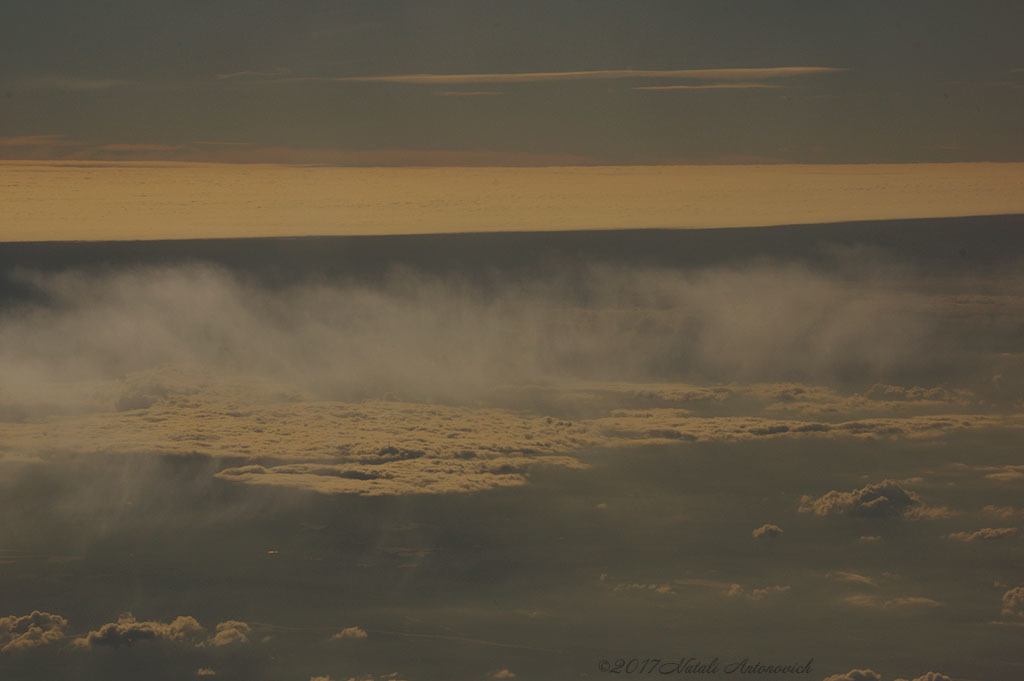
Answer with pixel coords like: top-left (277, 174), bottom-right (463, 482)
top-left (823, 672), bottom-right (952, 681)
top-left (332, 626), bottom-right (368, 640)
top-left (1001, 586), bottom-right (1024, 619)
top-left (205, 620), bottom-right (251, 646)
top-left (725, 584), bottom-right (791, 601)
top-left (798, 481), bottom-right (951, 520)
top-left (946, 527), bottom-right (1018, 542)
top-left (72, 613), bottom-right (251, 650)
top-left (752, 524), bottom-right (783, 539)
top-left (0, 611), bottom-right (68, 652)
top-left (823, 671), bottom-right (881, 681)
top-left (73, 613), bottom-right (205, 649)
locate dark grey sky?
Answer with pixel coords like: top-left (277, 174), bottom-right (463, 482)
top-left (1, 0), bottom-right (1022, 163)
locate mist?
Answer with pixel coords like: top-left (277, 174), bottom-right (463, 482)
top-left (2, 260), bottom-right (986, 417)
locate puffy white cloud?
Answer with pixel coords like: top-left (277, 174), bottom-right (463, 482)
top-left (0, 611), bottom-right (68, 652)
top-left (73, 613), bottom-right (251, 649)
top-left (1001, 586), bottom-right (1024, 619)
top-left (205, 620), bottom-right (250, 647)
top-left (823, 671), bottom-right (881, 681)
top-left (752, 524), bottom-right (783, 539)
top-left (332, 627), bottom-right (368, 640)
top-left (798, 481), bottom-right (952, 519)
top-left (74, 613), bottom-right (205, 649)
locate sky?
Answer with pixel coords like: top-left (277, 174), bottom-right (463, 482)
top-left (1, 0), bottom-right (1023, 165)
top-left (1, 3), bottom-right (1024, 681)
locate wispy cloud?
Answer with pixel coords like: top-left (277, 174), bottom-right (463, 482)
top-left (22, 77), bottom-right (133, 92)
top-left (218, 66), bottom-right (842, 86)
top-left (331, 66), bottom-right (842, 85)
top-left (214, 67), bottom-right (292, 81)
top-left (433, 90), bottom-right (505, 97)
top-left (635, 83), bottom-right (782, 91)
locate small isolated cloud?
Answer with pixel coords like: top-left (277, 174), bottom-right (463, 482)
top-left (0, 611), bottom-right (68, 652)
top-left (725, 584), bottom-right (791, 601)
top-left (332, 626), bottom-right (368, 640)
top-left (843, 595), bottom-right (941, 609)
top-left (947, 527), bottom-right (1018, 542)
top-left (196, 669), bottom-right (216, 677)
top-left (893, 674), bottom-right (953, 681)
top-left (1002, 586), bottom-right (1024, 619)
top-left (752, 523), bottom-right (783, 539)
top-left (74, 613), bottom-right (205, 649)
top-left (205, 620), bottom-right (251, 647)
top-left (982, 505), bottom-right (1024, 519)
top-left (493, 670), bottom-right (516, 679)
top-left (827, 572), bottom-right (877, 587)
top-left (614, 582), bottom-right (676, 595)
top-left (823, 671), bottom-right (881, 681)
top-left (798, 480), bottom-right (948, 519)
top-left (859, 536), bottom-right (881, 542)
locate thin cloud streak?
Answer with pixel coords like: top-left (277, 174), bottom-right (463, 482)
top-left (634, 83), bottom-right (782, 91)
top-left (222, 66), bottom-right (843, 86)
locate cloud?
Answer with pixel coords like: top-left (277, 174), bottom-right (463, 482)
top-left (0, 611), bottom-right (68, 652)
top-left (946, 527), bottom-right (1018, 542)
top-left (1001, 586), bottom-right (1024, 619)
top-left (96, 144), bottom-right (186, 153)
top-left (752, 524), bottom-right (783, 539)
top-left (197, 669), bottom-right (216, 677)
top-left (433, 90), bottom-right (504, 97)
top-left (205, 620), bottom-right (250, 646)
top-left (634, 83), bottom-right (782, 91)
top-left (72, 613), bottom-right (251, 649)
top-left (74, 613), bottom-right (205, 649)
top-left (982, 505), bottom-right (1024, 519)
top-left (21, 76), bottom-right (133, 91)
top-left (799, 481), bottom-right (939, 519)
top-left (842, 595), bottom-right (941, 609)
top-left (329, 66), bottom-right (843, 85)
top-left (725, 584), bottom-right (791, 601)
top-left (823, 672), bottom-right (881, 681)
top-left (2, 264), bottom-right (1022, 495)
top-left (613, 582), bottom-right (676, 595)
top-left (332, 626), bottom-right (368, 640)
top-left (826, 572), bottom-right (876, 587)
top-left (893, 674), bottom-right (952, 681)
top-left (311, 675), bottom-right (408, 681)
top-left (493, 671), bottom-right (516, 679)
top-left (214, 68), bottom-right (292, 81)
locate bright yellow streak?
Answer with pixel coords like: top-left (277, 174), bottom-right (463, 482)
top-left (2, 162), bottom-right (1023, 242)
